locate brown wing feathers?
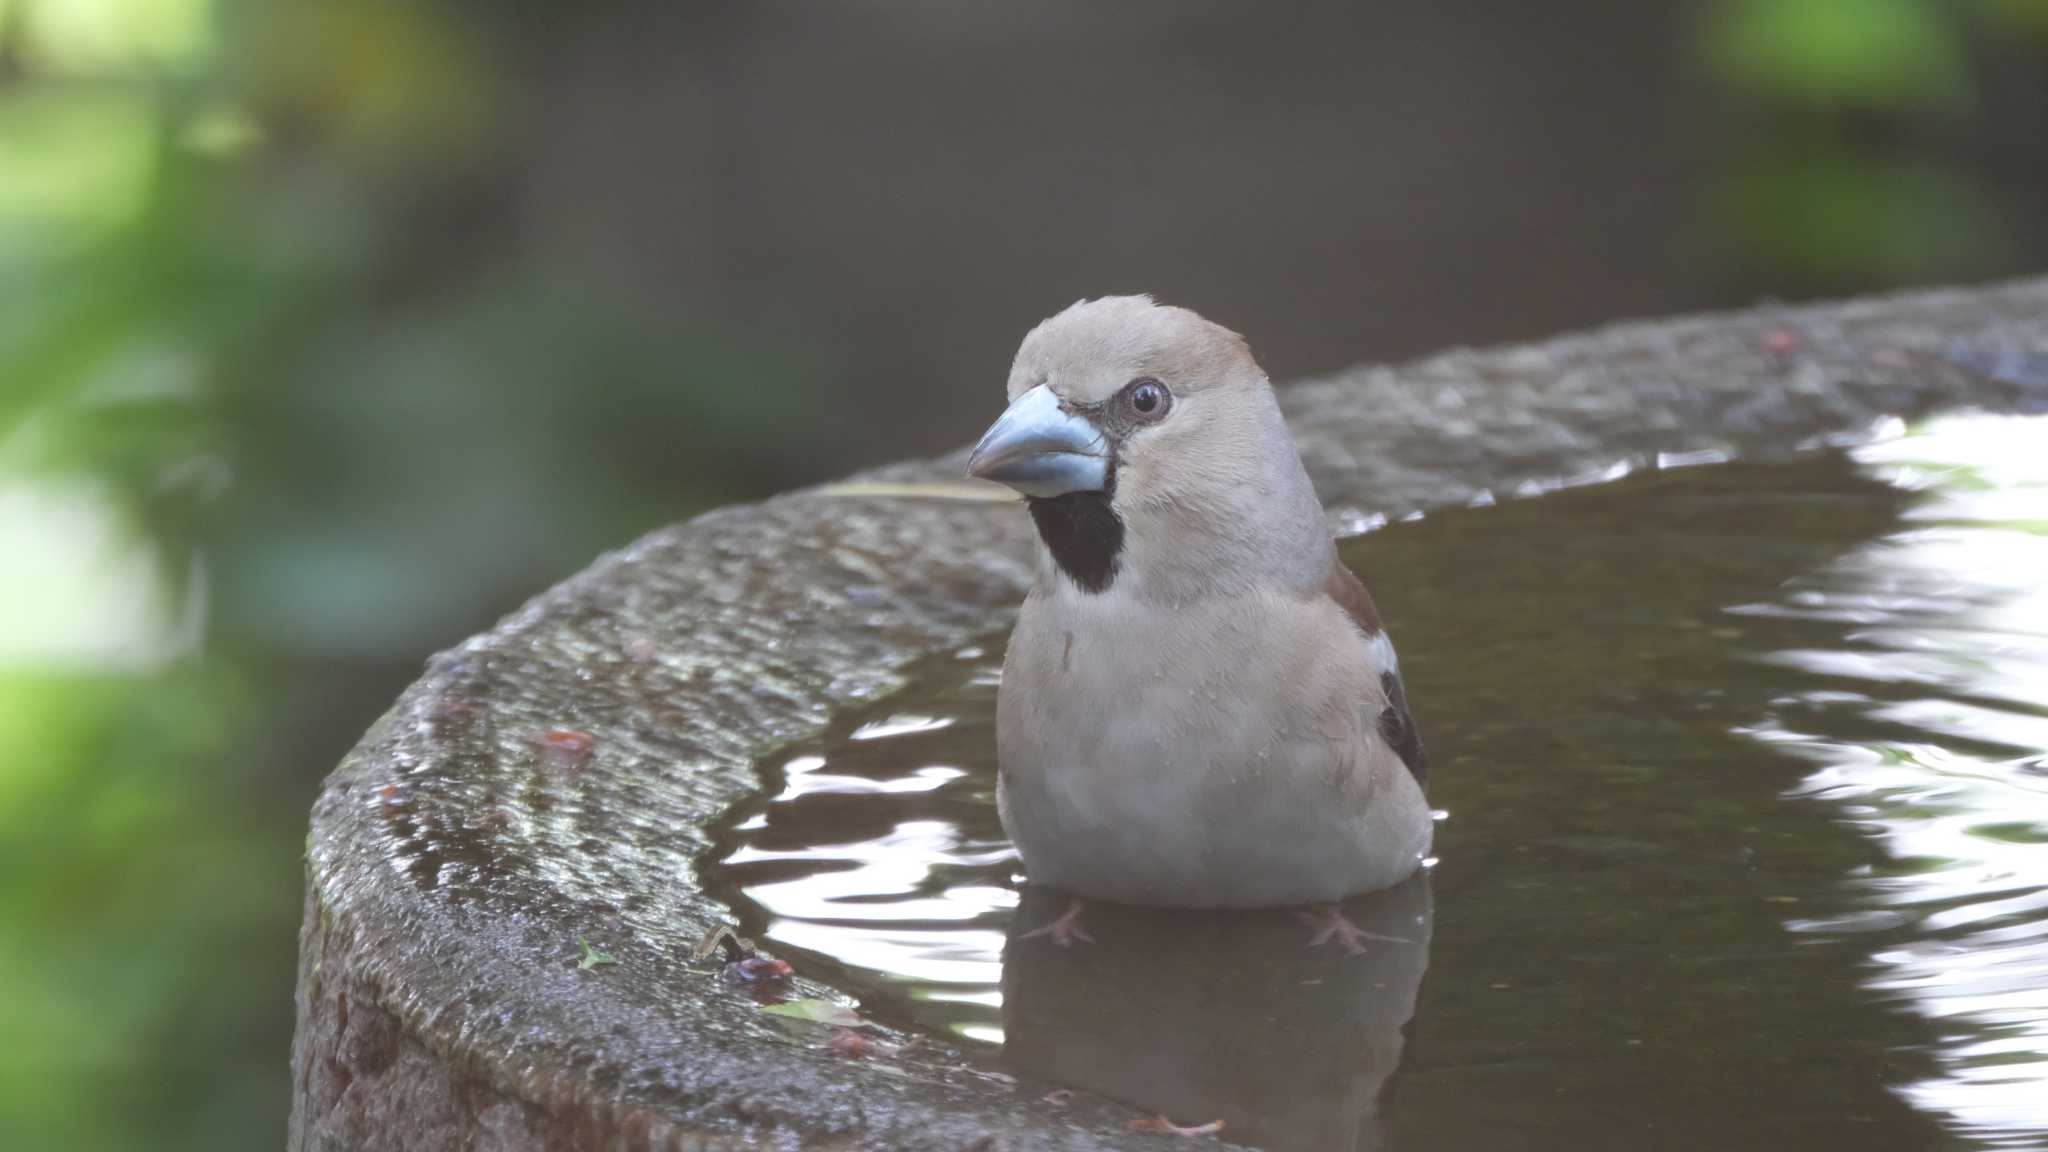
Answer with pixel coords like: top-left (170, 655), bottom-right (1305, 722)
top-left (1324, 557), bottom-right (1428, 787)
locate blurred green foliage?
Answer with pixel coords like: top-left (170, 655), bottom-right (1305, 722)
top-left (1, 1), bottom-right (832, 1147)
top-left (1698, 0), bottom-right (2048, 285)
top-left (1703, 0), bottom-right (1975, 107)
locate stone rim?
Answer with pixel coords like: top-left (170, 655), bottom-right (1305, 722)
top-left (293, 277), bottom-right (2048, 1151)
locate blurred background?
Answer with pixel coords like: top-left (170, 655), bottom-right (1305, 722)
top-left (2, 1), bottom-right (2045, 1147)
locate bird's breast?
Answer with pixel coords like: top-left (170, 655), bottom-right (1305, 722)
top-left (993, 585), bottom-right (1427, 905)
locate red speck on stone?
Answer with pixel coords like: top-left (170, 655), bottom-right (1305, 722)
top-left (737, 956), bottom-right (793, 982)
top-left (1764, 328), bottom-right (1803, 356)
top-left (536, 728), bottom-right (596, 767)
top-left (430, 693), bottom-right (478, 719)
top-left (826, 1030), bottom-right (875, 1058)
top-left (375, 783), bottom-right (407, 804)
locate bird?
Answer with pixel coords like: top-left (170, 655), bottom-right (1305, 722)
top-left (966, 295), bottom-right (1431, 923)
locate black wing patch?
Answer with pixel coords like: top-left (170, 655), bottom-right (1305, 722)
top-left (1377, 670), bottom-right (1428, 788)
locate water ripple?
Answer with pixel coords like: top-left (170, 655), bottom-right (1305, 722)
top-left (1748, 412), bottom-right (2048, 1148)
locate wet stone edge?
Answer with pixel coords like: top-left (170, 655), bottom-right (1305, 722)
top-left (290, 276), bottom-right (2048, 1152)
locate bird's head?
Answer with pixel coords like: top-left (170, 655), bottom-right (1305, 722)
top-left (968, 296), bottom-right (1332, 599)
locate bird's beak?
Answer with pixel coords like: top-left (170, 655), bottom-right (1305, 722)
top-left (965, 383), bottom-right (1109, 497)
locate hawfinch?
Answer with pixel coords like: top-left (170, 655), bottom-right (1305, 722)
top-left (968, 296), bottom-right (1430, 913)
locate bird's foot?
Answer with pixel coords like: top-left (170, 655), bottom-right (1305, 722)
top-left (1296, 903), bottom-right (1407, 956)
top-left (1019, 898), bottom-right (1094, 947)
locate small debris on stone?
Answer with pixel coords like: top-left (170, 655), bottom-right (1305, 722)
top-left (534, 727), bottom-right (596, 769)
top-left (693, 923), bottom-right (794, 985)
top-left (728, 955), bottom-right (794, 984)
top-left (760, 998), bottom-right (865, 1027)
top-left (1763, 327), bottom-right (1803, 357)
top-left (692, 922), bottom-right (741, 962)
top-left (825, 1028), bottom-right (899, 1058)
top-left (429, 692), bottom-right (479, 719)
top-left (576, 935), bottom-right (617, 970)
top-left (1040, 1089), bottom-right (1073, 1106)
top-left (1129, 1114), bottom-right (1225, 1136)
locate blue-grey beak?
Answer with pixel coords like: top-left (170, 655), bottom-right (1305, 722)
top-left (965, 384), bottom-right (1109, 497)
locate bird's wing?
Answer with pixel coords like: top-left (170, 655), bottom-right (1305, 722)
top-left (1323, 557), bottom-right (1428, 787)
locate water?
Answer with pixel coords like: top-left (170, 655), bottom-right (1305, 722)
top-left (705, 412), bottom-right (2048, 1151)
top-left (1743, 416), bottom-right (2048, 1147)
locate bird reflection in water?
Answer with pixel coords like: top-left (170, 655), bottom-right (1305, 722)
top-left (1002, 874), bottom-right (1432, 1152)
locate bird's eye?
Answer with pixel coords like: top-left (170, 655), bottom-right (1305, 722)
top-left (1124, 378), bottom-right (1171, 422)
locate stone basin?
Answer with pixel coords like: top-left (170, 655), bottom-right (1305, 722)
top-left (290, 278), bottom-right (2048, 1151)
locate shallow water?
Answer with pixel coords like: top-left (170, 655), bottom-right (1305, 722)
top-left (705, 412), bottom-right (2048, 1151)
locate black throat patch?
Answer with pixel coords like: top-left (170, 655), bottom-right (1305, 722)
top-left (1025, 490), bottom-right (1124, 593)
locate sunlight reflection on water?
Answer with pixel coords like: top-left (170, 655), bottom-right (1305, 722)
top-left (1742, 412), bottom-right (2048, 1147)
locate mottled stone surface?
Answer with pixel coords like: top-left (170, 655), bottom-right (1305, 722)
top-left (293, 278), bottom-right (2048, 1151)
